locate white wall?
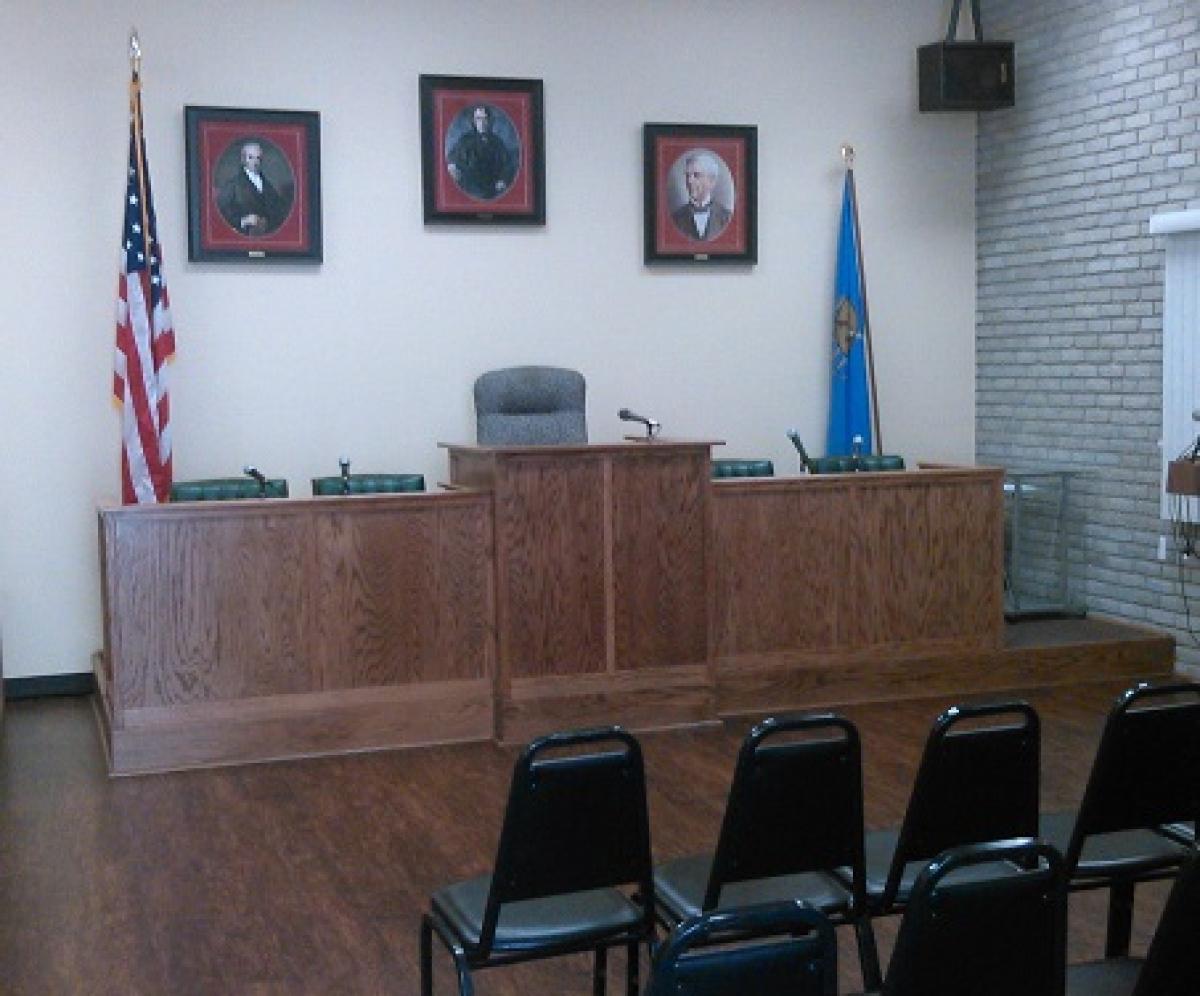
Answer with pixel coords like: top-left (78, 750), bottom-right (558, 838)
top-left (0, 0), bottom-right (976, 680)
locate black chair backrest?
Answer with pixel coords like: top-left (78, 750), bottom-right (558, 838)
top-left (705, 714), bottom-right (865, 910)
top-left (644, 901), bottom-right (837, 996)
top-left (481, 727), bottom-right (652, 950)
top-left (883, 701), bottom-right (1040, 909)
top-left (883, 839), bottom-right (1066, 996)
top-left (1133, 852), bottom-right (1200, 996)
top-left (1068, 682), bottom-right (1200, 869)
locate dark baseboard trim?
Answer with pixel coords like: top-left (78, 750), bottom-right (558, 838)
top-left (4, 672), bottom-right (96, 700)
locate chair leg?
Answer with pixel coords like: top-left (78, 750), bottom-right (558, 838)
top-left (625, 940), bottom-right (639, 996)
top-left (594, 945), bottom-right (608, 996)
top-left (423, 911), bottom-right (475, 996)
top-left (855, 917), bottom-right (883, 992)
top-left (420, 915), bottom-right (434, 996)
top-left (1105, 881), bottom-right (1135, 958)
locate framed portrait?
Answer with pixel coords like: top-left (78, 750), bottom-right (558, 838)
top-left (419, 74), bottom-right (545, 225)
top-left (643, 123), bottom-right (757, 265)
top-left (185, 106), bottom-right (322, 263)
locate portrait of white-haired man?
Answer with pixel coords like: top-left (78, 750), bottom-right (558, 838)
top-left (669, 150), bottom-right (733, 242)
top-left (216, 139), bottom-right (292, 237)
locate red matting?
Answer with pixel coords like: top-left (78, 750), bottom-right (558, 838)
top-left (433, 90), bottom-right (534, 214)
top-left (655, 136), bottom-right (748, 256)
top-left (200, 121), bottom-right (309, 252)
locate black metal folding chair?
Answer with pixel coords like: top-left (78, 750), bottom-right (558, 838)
top-left (1039, 681), bottom-right (1200, 957)
top-left (848, 839), bottom-right (1067, 996)
top-left (842, 700), bottom-right (1041, 916)
top-left (1066, 852), bottom-right (1200, 996)
top-left (419, 727), bottom-right (655, 996)
top-left (643, 900), bottom-right (836, 996)
top-left (651, 713), bottom-right (881, 991)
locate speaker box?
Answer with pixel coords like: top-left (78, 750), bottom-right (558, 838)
top-left (919, 41), bottom-right (1015, 111)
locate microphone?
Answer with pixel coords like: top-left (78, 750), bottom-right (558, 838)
top-left (786, 430), bottom-right (811, 470)
top-left (243, 464), bottom-right (268, 495)
top-left (338, 456), bottom-right (351, 495)
top-left (619, 407), bottom-right (661, 438)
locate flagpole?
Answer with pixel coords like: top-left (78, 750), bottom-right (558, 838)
top-left (129, 30), bottom-right (152, 261)
top-left (841, 144), bottom-right (883, 454)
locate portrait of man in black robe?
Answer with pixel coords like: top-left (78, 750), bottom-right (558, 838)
top-left (445, 105), bottom-right (520, 201)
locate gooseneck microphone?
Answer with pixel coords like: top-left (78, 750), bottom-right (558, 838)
top-left (243, 464), bottom-right (268, 496)
top-left (619, 407), bottom-right (661, 438)
top-left (786, 430), bottom-right (811, 472)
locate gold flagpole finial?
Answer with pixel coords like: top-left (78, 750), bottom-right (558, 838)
top-left (840, 143), bottom-right (856, 169)
top-left (129, 29), bottom-right (142, 78)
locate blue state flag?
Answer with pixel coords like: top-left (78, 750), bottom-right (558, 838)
top-left (826, 173), bottom-right (872, 457)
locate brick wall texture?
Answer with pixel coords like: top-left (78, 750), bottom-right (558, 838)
top-left (977, 0), bottom-right (1200, 672)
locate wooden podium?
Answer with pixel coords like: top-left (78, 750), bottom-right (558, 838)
top-left (444, 440), bottom-right (719, 742)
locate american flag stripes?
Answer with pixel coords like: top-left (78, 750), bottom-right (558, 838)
top-left (113, 68), bottom-right (175, 504)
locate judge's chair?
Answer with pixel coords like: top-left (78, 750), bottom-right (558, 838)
top-left (473, 366), bottom-right (587, 445)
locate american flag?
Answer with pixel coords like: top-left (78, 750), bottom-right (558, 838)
top-left (114, 68), bottom-right (175, 504)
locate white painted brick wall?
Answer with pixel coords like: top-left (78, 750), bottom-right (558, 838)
top-left (978, 0), bottom-right (1200, 674)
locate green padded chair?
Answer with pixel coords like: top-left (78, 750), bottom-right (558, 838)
top-left (808, 455), bottom-right (905, 474)
top-left (311, 474), bottom-right (426, 496)
top-left (170, 477), bottom-right (288, 501)
top-left (859, 454), bottom-right (906, 472)
top-left (711, 459), bottom-right (774, 479)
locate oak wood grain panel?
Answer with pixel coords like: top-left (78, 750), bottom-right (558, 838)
top-left (840, 475), bottom-right (1003, 650)
top-left (712, 483), bottom-right (845, 656)
top-left (714, 627), bottom-right (1174, 717)
top-left (493, 454), bottom-right (608, 680)
top-left (498, 666), bottom-right (715, 744)
top-left (314, 500), bottom-right (493, 688)
top-left (106, 511), bottom-right (319, 713)
top-left (106, 679), bottom-right (494, 775)
top-left (611, 450), bottom-right (710, 670)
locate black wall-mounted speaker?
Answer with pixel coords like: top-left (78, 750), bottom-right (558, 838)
top-left (919, 41), bottom-right (1015, 111)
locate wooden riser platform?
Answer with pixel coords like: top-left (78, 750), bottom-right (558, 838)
top-left (715, 615), bottom-right (1175, 718)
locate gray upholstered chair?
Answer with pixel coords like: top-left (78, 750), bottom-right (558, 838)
top-left (474, 366), bottom-right (587, 446)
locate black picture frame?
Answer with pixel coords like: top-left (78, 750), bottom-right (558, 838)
top-left (185, 105), bottom-right (322, 263)
top-left (419, 74), bottom-right (546, 225)
top-left (643, 123), bottom-right (757, 265)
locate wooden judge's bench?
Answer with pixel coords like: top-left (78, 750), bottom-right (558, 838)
top-left (96, 441), bottom-right (1053, 774)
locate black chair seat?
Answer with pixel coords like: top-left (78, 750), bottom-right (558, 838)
top-left (432, 874), bottom-right (642, 954)
top-left (841, 827), bottom-right (1027, 908)
top-left (1160, 821), bottom-right (1195, 846)
top-left (1040, 811), bottom-right (1192, 880)
top-left (1065, 959), bottom-right (1143, 996)
top-left (654, 854), bottom-right (851, 922)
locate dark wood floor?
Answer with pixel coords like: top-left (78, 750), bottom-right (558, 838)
top-left (0, 680), bottom-right (1175, 994)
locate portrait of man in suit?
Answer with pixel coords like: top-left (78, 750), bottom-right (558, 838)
top-left (216, 139), bottom-right (294, 237)
top-left (445, 104), bottom-right (520, 201)
top-left (670, 150), bottom-right (734, 242)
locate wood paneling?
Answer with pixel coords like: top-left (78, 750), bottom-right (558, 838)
top-left (713, 468), bottom-right (1006, 717)
top-left (445, 441), bottom-right (717, 739)
top-left (494, 454), bottom-right (608, 679)
top-left (612, 449), bottom-right (709, 670)
top-left (500, 666), bottom-right (715, 745)
top-left (98, 493), bottom-right (495, 773)
top-left (712, 484), bottom-right (843, 656)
